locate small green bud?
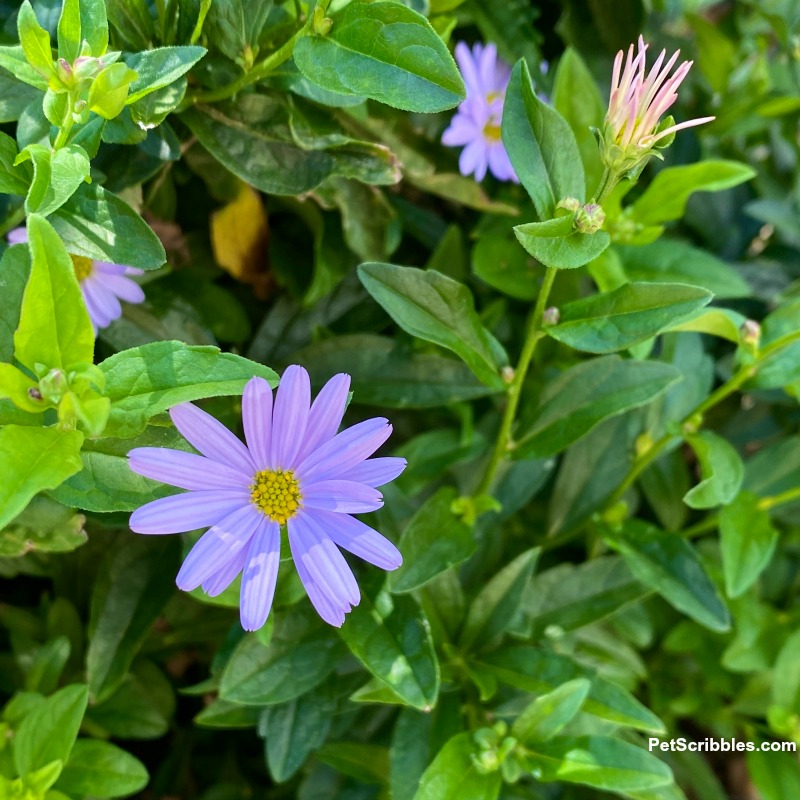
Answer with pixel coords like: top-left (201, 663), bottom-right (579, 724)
top-left (574, 203), bottom-right (606, 234)
top-left (542, 306), bottom-right (560, 326)
top-left (556, 196), bottom-right (581, 213)
top-left (38, 368), bottom-right (67, 403)
top-left (740, 319), bottom-right (761, 349)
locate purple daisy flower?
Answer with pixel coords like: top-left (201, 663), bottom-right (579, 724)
top-left (8, 227), bottom-right (145, 331)
top-left (127, 366), bottom-right (406, 630)
top-left (442, 42), bottom-right (518, 183)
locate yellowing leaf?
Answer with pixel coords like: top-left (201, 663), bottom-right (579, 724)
top-left (210, 182), bottom-right (270, 297)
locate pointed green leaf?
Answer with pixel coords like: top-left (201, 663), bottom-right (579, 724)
top-left (220, 613), bottom-right (344, 705)
top-left (605, 521), bottom-right (730, 632)
top-left (55, 740), bottom-right (147, 798)
top-left (14, 213), bottom-right (94, 372)
top-left (512, 678), bottom-right (591, 743)
top-left (358, 263), bottom-right (506, 388)
top-left (502, 59), bottom-right (584, 218)
top-left (18, 1), bottom-right (54, 79)
top-left (23, 143), bottom-right (91, 217)
top-left (514, 356), bottom-right (681, 459)
top-left (58, 0), bottom-right (109, 61)
top-left (99, 341), bottom-right (278, 438)
top-left (389, 487), bottom-right (475, 594)
top-left (720, 491), bottom-right (779, 598)
top-left (480, 646), bottom-right (665, 733)
top-left (545, 282), bottom-right (712, 354)
top-left (514, 216), bottom-right (610, 269)
top-left (684, 431), bottom-right (744, 510)
top-left (125, 46), bottom-right (206, 104)
top-left (526, 735), bottom-right (673, 793)
top-left (294, 0), bottom-right (465, 113)
top-left (459, 548), bottom-right (539, 652)
top-left (14, 684), bottom-right (88, 777)
top-left (339, 591), bottom-right (439, 711)
top-left (412, 733), bottom-right (502, 800)
top-left (0, 426), bottom-right (83, 529)
top-left (629, 161), bottom-right (756, 225)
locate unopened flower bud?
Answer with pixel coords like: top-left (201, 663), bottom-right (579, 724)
top-left (73, 55), bottom-right (103, 81)
top-left (575, 203), bottom-right (606, 234)
top-left (740, 319), bottom-right (761, 348)
top-left (501, 365), bottom-right (515, 384)
top-left (38, 369), bottom-right (66, 403)
top-left (556, 196), bottom-right (581, 213)
top-left (27, 387), bottom-right (43, 401)
top-left (542, 306), bottom-right (560, 326)
top-left (56, 58), bottom-right (73, 84)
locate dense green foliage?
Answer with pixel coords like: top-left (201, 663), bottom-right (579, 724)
top-left (1, 1), bottom-right (800, 799)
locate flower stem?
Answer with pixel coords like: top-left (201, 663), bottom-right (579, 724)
top-left (53, 95), bottom-right (76, 150)
top-left (476, 267), bottom-right (558, 497)
top-left (181, 20), bottom-right (312, 108)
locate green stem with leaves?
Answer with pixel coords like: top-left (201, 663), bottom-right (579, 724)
top-left (182, 15), bottom-right (315, 108)
top-left (53, 95), bottom-right (76, 150)
top-left (476, 267), bottom-right (557, 497)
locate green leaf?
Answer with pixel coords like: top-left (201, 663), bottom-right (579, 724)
top-left (552, 48), bottom-right (605, 198)
top-left (182, 97), bottom-right (362, 196)
top-left (510, 556), bottom-right (648, 639)
top-left (24, 636), bottom-right (71, 694)
top-left (459, 548), bottom-right (539, 652)
top-left (296, 334), bottom-right (500, 408)
top-left (48, 427), bottom-right (185, 512)
top-left (472, 230), bottom-right (539, 300)
top-left (515, 356), bottom-right (681, 459)
top-left (545, 282), bottom-right (712, 354)
top-left (14, 213), bottom-right (94, 372)
top-left (106, 0), bottom-right (154, 51)
top-left (512, 678), bottom-right (591, 743)
top-left (0, 426), bottom-right (83, 529)
top-left (502, 59), bottom-right (584, 218)
top-left (480, 646), bottom-right (665, 732)
top-left (667, 307), bottom-right (746, 343)
top-left (125, 46), bottom-right (206, 104)
top-left (87, 536), bottom-right (179, 702)
top-left (194, 699), bottom-right (261, 729)
top-left (617, 241), bottom-right (749, 299)
top-left (317, 742), bottom-right (390, 785)
top-left (683, 431), bottom-right (744, 510)
top-left (388, 487), bottom-right (474, 594)
top-left (358, 263), bottom-right (506, 388)
top-left (747, 749), bottom-right (800, 800)
top-left (294, 0), bottom-right (465, 113)
top-left (0, 131), bottom-right (31, 195)
top-left (88, 62), bottom-right (138, 119)
top-left (57, 0), bottom-right (108, 61)
top-left (55, 740), bottom-right (147, 798)
top-left (0, 45), bottom-right (49, 90)
top-left (514, 215), bottom-right (610, 269)
top-left (51, 183), bottom-right (166, 270)
top-left (526, 735), bottom-right (673, 793)
top-left (99, 341), bottom-right (278, 438)
top-left (220, 613), bottom-right (343, 705)
top-left (18, 1), bottom-right (54, 79)
top-left (605, 521), bottom-right (731, 632)
top-left (22, 143), bottom-right (91, 217)
top-left (720, 491), bottom-right (779, 598)
top-left (772, 629), bottom-right (800, 713)
top-left (629, 161), bottom-right (756, 225)
top-left (205, 0), bottom-right (272, 64)
top-left (14, 684), bottom-right (88, 776)
top-left (258, 684), bottom-right (335, 782)
top-left (0, 244), bottom-right (31, 363)
top-left (339, 590), bottom-right (439, 711)
top-left (412, 733), bottom-right (502, 800)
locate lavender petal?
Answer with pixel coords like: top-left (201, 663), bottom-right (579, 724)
top-left (242, 376), bottom-right (273, 470)
top-left (176, 503), bottom-right (261, 590)
top-left (337, 457), bottom-right (407, 488)
top-left (202, 546), bottom-right (248, 596)
top-left (270, 365), bottom-right (311, 469)
top-left (296, 373), bottom-right (350, 463)
top-left (128, 447), bottom-right (251, 492)
top-left (130, 491), bottom-right (249, 534)
top-left (301, 480), bottom-right (383, 514)
top-left (170, 402), bottom-right (256, 473)
top-left (306, 508), bottom-right (402, 570)
top-left (239, 517), bottom-right (281, 631)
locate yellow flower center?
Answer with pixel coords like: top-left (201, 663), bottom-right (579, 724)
top-left (250, 469), bottom-right (302, 524)
top-left (483, 122), bottom-right (502, 142)
top-left (71, 255), bottom-right (94, 281)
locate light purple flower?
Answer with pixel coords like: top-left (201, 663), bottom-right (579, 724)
top-left (8, 227), bottom-right (145, 331)
top-left (128, 367), bottom-right (406, 630)
top-left (442, 42), bottom-right (518, 183)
